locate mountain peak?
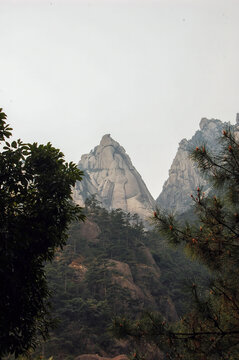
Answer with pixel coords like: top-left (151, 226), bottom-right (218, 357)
top-left (100, 134), bottom-right (115, 146)
top-left (73, 135), bottom-right (155, 219)
top-left (199, 117), bottom-right (209, 130)
top-left (157, 116), bottom-right (232, 213)
top-left (199, 117), bottom-right (222, 131)
top-left (99, 134), bottom-right (126, 154)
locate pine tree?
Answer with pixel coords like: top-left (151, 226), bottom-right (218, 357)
top-left (113, 126), bottom-right (239, 360)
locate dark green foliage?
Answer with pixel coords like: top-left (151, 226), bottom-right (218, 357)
top-left (0, 109), bottom-right (85, 358)
top-left (36, 196), bottom-right (209, 359)
top-left (113, 127), bottom-right (239, 359)
top-left (40, 202), bottom-right (153, 358)
top-left (147, 231), bottom-right (209, 317)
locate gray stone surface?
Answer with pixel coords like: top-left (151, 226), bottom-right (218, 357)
top-left (156, 117), bottom-right (233, 214)
top-left (73, 134), bottom-right (155, 219)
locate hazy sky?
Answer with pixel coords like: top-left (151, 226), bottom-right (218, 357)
top-left (1, 0), bottom-right (239, 198)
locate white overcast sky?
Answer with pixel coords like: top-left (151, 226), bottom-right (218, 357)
top-left (0, 0), bottom-right (239, 198)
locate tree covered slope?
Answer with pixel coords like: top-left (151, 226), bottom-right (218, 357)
top-left (37, 198), bottom-right (207, 360)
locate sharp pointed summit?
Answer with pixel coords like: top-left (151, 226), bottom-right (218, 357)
top-left (73, 134), bottom-right (155, 219)
top-left (156, 117), bottom-right (232, 213)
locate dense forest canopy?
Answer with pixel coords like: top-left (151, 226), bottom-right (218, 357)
top-left (32, 196), bottom-right (208, 360)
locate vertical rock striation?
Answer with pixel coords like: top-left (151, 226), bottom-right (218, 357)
top-left (73, 134), bottom-right (155, 219)
top-left (156, 117), bottom-right (233, 214)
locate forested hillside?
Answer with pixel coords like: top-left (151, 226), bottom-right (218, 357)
top-left (33, 198), bottom-right (208, 360)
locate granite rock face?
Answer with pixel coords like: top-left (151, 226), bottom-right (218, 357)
top-left (73, 134), bottom-right (155, 219)
top-left (156, 117), bottom-right (234, 214)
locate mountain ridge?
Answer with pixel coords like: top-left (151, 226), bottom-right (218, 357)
top-left (73, 115), bottom-right (239, 217)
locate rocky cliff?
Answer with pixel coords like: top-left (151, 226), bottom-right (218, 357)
top-left (156, 117), bottom-right (236, 213)
top-left (73, 134), bottom-right (155, 219)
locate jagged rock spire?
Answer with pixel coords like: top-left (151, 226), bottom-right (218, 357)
top-left (156, 117), bottom-right (231, 214)
top-left (73, 134), bottom-right (155, 219)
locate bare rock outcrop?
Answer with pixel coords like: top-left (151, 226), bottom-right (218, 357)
top-left (156, 117), bottom-right (232, 214)
top-left (73, 134), bottom-right (155, 219)
top-left (107, 259), bottom-right (145, 300)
